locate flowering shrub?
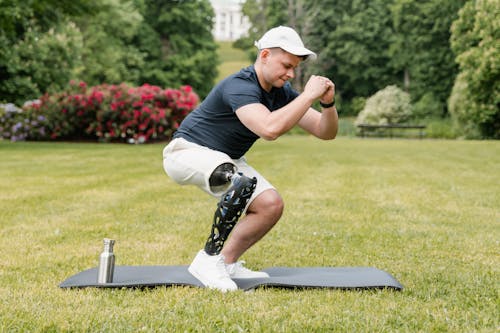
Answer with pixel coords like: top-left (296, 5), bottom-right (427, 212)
top-left (87, 83), bottom-right (198, 143)
top-left (355, 85), bottom-right (412, 125)
top-left (18, 81), bottom-right (199, 143)
top-left (0, 103), bottom-right (46, 142)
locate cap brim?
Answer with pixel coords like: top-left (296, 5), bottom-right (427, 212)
top-left (254, 41), bottom-right (317, 61)
top-left (281, 45), bottom-right (317, 61)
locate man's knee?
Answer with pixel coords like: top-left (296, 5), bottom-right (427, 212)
top-left (249, 190), bottom-right (284, 219)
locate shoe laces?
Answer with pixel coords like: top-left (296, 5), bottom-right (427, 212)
top-left (227, 260), bottom-right (250, 274)
top-left (215, 255), bottom-right (231, 278)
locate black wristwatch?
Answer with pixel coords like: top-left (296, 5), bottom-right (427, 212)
top-left (320, 98), bottom-right (335, 108)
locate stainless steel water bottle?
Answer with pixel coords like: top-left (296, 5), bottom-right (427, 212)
top-left (97, 238), bottom-right (115, 283)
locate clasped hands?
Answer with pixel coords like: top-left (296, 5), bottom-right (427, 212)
top-left (304, 75), bottom-right (335, 105)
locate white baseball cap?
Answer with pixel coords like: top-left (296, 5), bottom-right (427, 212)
top-left (254, 26), bottom-right (317, 60)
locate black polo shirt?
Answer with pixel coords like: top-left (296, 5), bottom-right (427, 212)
top-left (174, 65), bottom-right (299, 159)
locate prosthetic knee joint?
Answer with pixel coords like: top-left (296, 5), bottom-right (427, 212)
top-left (205, 163), bottom-right (257, 255)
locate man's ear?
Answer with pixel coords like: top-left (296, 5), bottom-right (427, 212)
top-left (259, 49), bottom-right (271, 63)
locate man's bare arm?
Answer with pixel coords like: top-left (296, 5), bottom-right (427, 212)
top-left (235, 75), bottom-right (329, 140)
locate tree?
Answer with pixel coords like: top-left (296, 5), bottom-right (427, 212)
top-left (235, 0), bottom-right (287, 61)
top-left (0, 0), bottom-right (219, 104)
top-left (306, 0), bottom-right (398, 113)
top-left (0, 24), bottom-right (84, 106)
top-left (135, 0), bottom-right (219, 98)
top-left (75, 0), bottom-right (145, 86)
top-left (390, 0), bottom-right (467, 117)
top-left (0, 0), bottom-right (101, 104)
top-left (0, 0), bottom-right (100, 40)
top-left (449, 0), bottom-right (500, 139)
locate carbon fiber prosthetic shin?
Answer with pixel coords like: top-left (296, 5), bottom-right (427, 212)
top-left (204, 167), bottom-right (257, 255)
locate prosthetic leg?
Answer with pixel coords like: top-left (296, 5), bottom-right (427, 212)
top-left (204, 163), bottom-right (257, 255)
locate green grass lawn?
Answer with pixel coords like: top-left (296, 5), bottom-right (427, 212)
top-left (1, 137), bottom-right (498, 332)
top-left (216, 41), bottom-right (251, 82)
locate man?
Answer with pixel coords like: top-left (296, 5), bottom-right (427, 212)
top-left (163, 26), bottom-right (338, 291)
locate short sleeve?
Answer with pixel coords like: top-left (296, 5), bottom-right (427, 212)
top-left (223, 77), bottom-right (262, 113)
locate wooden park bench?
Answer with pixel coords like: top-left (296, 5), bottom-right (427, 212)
top-left (357, 124), bottom-right (427, 139)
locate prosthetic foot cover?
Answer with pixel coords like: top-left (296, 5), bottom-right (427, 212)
top-left (59, 266), bottom-right (403, 291)
top-left (205, 173), bottom-right (257, 255)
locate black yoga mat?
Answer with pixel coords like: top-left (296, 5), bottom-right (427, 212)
top-left (60, 265), bottom-right (403, 291)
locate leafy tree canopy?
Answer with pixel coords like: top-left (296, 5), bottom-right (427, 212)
top-left (237, 0), bottom-right (469, 119)
top-left (449, 0), bottom-right (499, 138)
top-left (390, 0), bottom-right (466, 115)
top-left (0, 0), bottom-right (218, 104)
top-left (136, 0), bottom-right (218, 97)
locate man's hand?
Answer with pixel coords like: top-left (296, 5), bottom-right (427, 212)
top-left (303, 75), bottom-right (331, 101)
top-left (297, 75), bottom-right (338, 140)
top-left (320, 78), bottom-right (335, 106)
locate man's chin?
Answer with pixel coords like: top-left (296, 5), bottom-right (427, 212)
top-left (274, 80), bottom-right (287, 88)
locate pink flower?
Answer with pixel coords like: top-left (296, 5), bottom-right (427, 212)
top-left (141, 92), bottom-right (154, 101)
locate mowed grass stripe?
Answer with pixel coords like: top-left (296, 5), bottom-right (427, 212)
top-left (0, 137), bottom-right (498, 332)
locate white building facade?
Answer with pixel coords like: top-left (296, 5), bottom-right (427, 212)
top-left (210, 0), bottom-right (250, 41)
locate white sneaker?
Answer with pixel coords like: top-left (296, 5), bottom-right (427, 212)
top-left (226, 261), bottom-right (270, 279)
top-left (188, 250), bottom-right (238, 292)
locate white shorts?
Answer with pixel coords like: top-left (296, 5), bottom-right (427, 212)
top-left (163, 138), bottom-right (275, 204)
